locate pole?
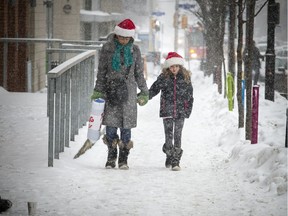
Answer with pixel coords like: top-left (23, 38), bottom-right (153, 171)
top-left (251, 85), bottom-right (260, 144)
top-left (174, 0), bottom-right (179, 52)
top-left (200, 30), bottom-right (205, 70)
top-left (285, 108), bottom-right (288, 148)
top-left (241, 72), bottom-right (245, 106)
top-left (44, 0), bottom-right (54, 72)
top-left (265, 0), bottom-right (278, 101)
top-left (149, 16), bottom-right (154, 52)
top-left (3, 42), bottom-right (7, 89)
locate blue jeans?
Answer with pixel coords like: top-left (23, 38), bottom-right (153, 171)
top-left (106, 126), bottom-right (131, 144)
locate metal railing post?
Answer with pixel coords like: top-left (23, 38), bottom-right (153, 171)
top-left (54, 76), bottom-right (61, 159)
top-left (60, 75), bottom-right (66, 152)
top-left (48, 77), bottom-right (55, 167)
top-left (3, 42), bottom-right (8, 89)
top-left (64, 70), bottom-right (71, 148)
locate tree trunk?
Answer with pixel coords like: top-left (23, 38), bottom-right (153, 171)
top-left (227, 0), bottom-right (236, 103)
top-left (217, 6), bottom-right (226, 95)
top-left (237, 0), bottom-right (244, 128)
top-left (228, 0), bottom-right (236, 78)
top-left (245, 0), bottom-right (256, 141)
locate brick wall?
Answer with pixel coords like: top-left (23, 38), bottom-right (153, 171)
top-left (0, 1), bottom-right (7, 87)
top-left (0, 0), bottom-right (28, 92)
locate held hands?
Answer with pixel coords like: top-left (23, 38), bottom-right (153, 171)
top-left (91, 90), bottom-right (104, 101)
top-left (137, 92), bottom-right (149, 106)
top-left (91, 90), bottom-right (148, 105)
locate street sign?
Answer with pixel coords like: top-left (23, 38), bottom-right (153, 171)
top-left (152, 11), bottom-right (165, 16)
top-left (178, 3), bottom-right (195, 10)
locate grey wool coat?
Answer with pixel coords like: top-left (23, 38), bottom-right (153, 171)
top-left (94, 34), bottom-right (148, 129)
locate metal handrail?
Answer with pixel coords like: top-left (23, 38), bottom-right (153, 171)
top-left (47, 50), bottom-right (96, 167)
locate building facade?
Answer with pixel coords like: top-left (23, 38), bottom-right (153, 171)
top-left (0, 0), bottom-right (83, 92)
top-left (0, 0), bottom-right (133, 92)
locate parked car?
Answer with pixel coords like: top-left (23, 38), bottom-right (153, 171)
top-left (275, 47), bottom-right (287, 73)
top-left (257, 42), bottom-right (267, 56)
top-left (256, 40), bottom-right (282, 56)
top-left (274, 47), bottom-right (287, 98)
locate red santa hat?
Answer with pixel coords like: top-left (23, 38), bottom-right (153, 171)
top-left (163, 52), bottom-right (185, 68)
top-left (114, 19), bottom-right (136, 38)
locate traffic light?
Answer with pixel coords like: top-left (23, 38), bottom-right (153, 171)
top-left (151, 18), bottom-right (160, 31)
top-left (181, 15), bottom-right (188, 29)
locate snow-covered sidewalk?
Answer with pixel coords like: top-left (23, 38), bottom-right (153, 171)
top-left (0, 62), bottom-right (287, 215)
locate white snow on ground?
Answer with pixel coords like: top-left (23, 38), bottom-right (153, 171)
top-left (0, 61), bottom-right (287, 216)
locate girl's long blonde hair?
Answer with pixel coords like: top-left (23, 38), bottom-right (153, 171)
top-left (162, 65), bottom-right (192, 84)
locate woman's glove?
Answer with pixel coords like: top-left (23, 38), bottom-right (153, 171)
top-left (137, 92), bottom-right (149, 106)
top-left (91, 90), bottom-right (104, 100)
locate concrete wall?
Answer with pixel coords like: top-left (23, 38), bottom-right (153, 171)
top-left (53, 0), bottom-right (81, 40)
top-left (30, 2), bottom-right (47, 92)
top-left (100, 0), bottom-right (122, 13)
top-left (31, 0), bottom-right (82, 92)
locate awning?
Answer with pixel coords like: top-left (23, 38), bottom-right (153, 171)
top-left (111, 13), bottom-right (124, 21)
top-left (80, 9), bottom-right (123, 23)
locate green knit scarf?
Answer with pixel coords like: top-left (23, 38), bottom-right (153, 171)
top-left (112, 39), bottom-right (133, 72)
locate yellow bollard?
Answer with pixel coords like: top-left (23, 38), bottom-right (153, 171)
top-left (226, 72), bottom-right (234, 111)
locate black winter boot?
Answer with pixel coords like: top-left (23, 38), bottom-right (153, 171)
top-left (171, 147), bottom-right (183, 171)
top-left (105, 147), bottom-right (117, 168)
top-left (103, 135), bottom-right (118, 169)
top-left (162, 144), bottom-right (173, 168)
top-left (0, 197), bottom-right (12, 213)
top-left (118, 140), bottom-right (133, 170)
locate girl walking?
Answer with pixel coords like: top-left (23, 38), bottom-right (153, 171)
top-left (148, 52), bottom-right (194, 171)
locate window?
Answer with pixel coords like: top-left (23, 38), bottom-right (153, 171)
top-left (84, 0), bottom-right (92, 10)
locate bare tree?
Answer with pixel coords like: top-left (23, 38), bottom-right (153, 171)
top-left (236, 0), bottom-right (245, 128)
top-left (226, 0), bottom-right (237, 105)
top-left (195, 0), bottom-right (228, 94)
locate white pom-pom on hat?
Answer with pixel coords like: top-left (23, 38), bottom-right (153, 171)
top-left (163, 52), bottom-right (184, 68)
top-left (114, 19), bottom-right (136, 38)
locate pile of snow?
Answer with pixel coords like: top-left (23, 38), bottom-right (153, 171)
top-left (218, 93), bottom-right (287, 195)
top-left (0, 87), bottom-right (8, 94)
top-left (191, 67), bottom-right (287, 196)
